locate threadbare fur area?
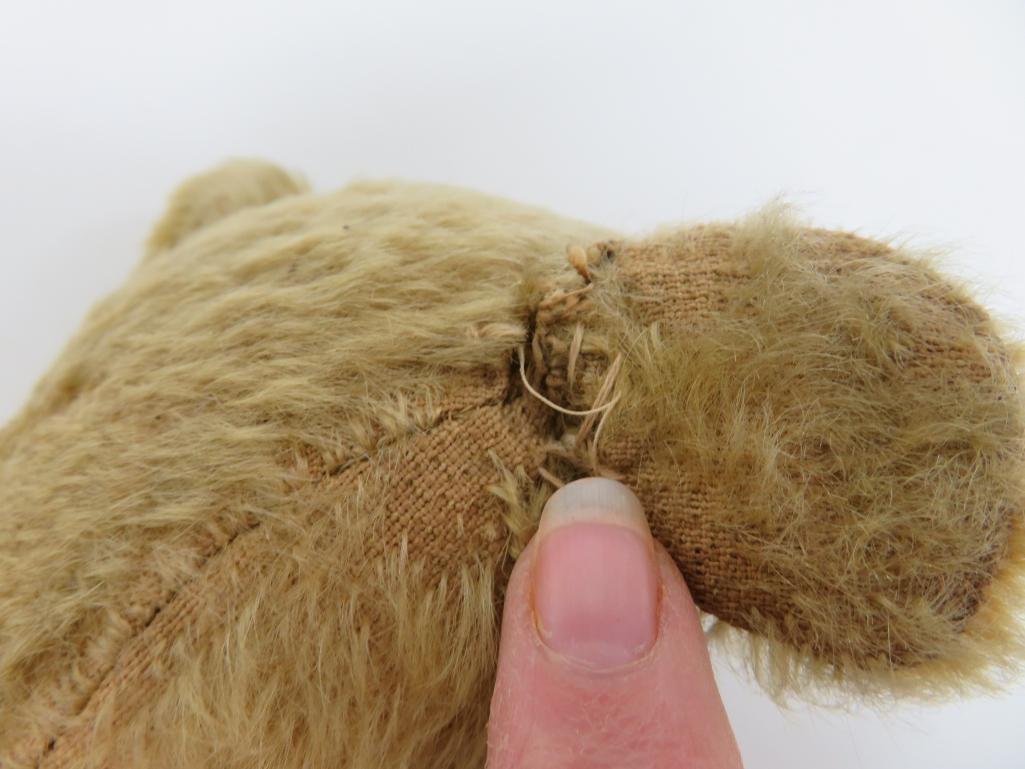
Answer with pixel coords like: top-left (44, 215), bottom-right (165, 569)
top-left (579, 205), bottom-right (1025, 700)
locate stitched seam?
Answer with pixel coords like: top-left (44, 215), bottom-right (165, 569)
top-left (34, 380), bottom-right (514, 767)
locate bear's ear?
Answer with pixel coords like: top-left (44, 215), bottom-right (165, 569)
top-left (145, 158), bottom-right (309, 256)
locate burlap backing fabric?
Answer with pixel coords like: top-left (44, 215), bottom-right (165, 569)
top-left (35, 385), bottom-right (550, 768)
top-left (534, 223), bottom-right (1022, 666)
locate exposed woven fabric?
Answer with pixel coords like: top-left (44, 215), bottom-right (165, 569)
top-left (536, 221), bottom-right (1024, 685)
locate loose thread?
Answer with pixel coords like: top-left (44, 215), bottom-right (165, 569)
top-left (519, 335), bottom-right (625, 481)
top-left (537, 466), bottom-right (566, 488)
top-left (517, 345), bottom-right (619, 418)
top-left (576, 352), bottom-right (624, 445)
top-left (566, 244), bottom-right (591, 281)
top-left (588, 396), bottom-right (616, 472)
top-left (566, 322), bottom-right (585, 394)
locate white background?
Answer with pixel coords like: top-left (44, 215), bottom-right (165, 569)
top-left (2, 2), bottom-right (1023, 767)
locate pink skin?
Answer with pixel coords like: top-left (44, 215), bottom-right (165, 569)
top-left (487, 523), bottom-right (743, 769)
top-left (533, 523), bottom-right (660, 670)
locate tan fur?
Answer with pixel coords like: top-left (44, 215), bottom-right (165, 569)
top-left (1, 161), bottom-right (1022, 766)
top-left (574, 210), bottom-right (1025, 702)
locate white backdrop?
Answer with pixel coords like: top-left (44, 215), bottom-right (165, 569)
top-left (2, 2), bottom-right (1023, 767)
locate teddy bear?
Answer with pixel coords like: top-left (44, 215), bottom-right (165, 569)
top-left (1, 159), bottom-right (1022, 768)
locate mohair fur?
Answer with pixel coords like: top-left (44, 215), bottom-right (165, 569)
top-left (1, 159), bottom-right (1022, 767)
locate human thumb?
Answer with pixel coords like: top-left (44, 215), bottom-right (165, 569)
top-left (486, 477), bottom-right (743, 769)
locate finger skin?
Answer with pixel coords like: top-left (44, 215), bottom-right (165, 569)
top-left (487, 536), bottom-right (743, 769)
